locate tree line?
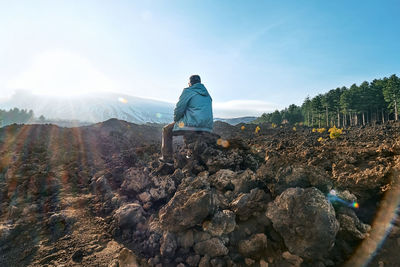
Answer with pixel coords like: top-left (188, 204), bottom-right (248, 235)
top-left (0, 108), bottom-right (45, 127)
top-left (255, 74), bottom-right (400, 127)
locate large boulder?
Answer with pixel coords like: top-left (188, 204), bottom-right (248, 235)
top-left (266, 187), bottom-right (339, 259)
top-left (159, 188), bottom-right (215, 232)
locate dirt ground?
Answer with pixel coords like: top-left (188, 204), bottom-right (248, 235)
top-left (0, 120), bottom-right (399, 266)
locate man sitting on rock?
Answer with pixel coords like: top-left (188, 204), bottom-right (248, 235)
top-left (159, 74), bottom-right (213, 166)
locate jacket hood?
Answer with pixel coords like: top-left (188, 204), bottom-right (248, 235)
top-left (188, 83), bottom-right (210, 97)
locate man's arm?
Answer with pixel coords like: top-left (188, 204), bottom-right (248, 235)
top-left (174, 89), bottom-right (191, 121)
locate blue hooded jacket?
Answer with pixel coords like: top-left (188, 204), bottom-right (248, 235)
top-left (173, 83), bottom-right (213, 132)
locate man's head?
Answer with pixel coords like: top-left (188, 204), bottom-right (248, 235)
top-left (189, 75), bottom-right (201, 86)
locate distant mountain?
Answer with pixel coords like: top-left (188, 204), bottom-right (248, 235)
top-left (0, 90), bottom-right (174, 124)
top-left (0, 90), bottom-right (260, 126)
top-left (214, 116), bottom-right (257, 125)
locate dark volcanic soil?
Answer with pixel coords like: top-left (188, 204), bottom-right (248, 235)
top-left (0, 119), bottom-right (399, 267)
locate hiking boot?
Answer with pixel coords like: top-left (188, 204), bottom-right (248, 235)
top-left (158, 157), bottom-right (174, 166)
top-left (153, 161), bottom-right (175, 176)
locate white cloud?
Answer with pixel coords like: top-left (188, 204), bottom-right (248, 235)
top-left (213, 100), bottom-right (281, 118)
top-left (6, 49), bottom-right (119, 96)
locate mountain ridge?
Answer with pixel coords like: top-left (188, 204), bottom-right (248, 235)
top-left (0, 90), bottom-right (174, 124)
top-left (0, 90), bottom-right (260, 126)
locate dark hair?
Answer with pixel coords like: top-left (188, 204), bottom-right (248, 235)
top-left (189, 75), bottom-right (201, 85)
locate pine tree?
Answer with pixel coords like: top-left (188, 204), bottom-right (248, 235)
top-left (383, 74), bottom-right (400, 121)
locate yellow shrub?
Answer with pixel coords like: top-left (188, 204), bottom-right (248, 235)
top-left (255, 126), bottom-right (261, 134)
top-left (328, 126), bottom-right (343, 139)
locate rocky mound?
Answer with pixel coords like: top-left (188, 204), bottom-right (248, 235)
top-left (0, 120), bottom-right (399, 266)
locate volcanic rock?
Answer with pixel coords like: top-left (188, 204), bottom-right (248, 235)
top-left (47, 212), bottom-right (75, 238)
top-left (113, 203), bottom-right (145, 229)
top-left (266, 187), bottom-right (339, 259)
top-left (177, 229), bottom-right (194, 249)
top-left (198, 255), bottom-right (211, 267)
top-left (271, 165), bottom-right (332, 196)
top-left (209, 169), bottom-right (236, 191)
top-left (0, 224), bottom-right (14, 246)
top-left (193, 231), bottom-right (212, 243)
top-left (282, 251), bottom-right (303, 267)
top-left (91, 175), bottom-right (112, 195)
top-left (231, 169), bottom-right (263, 194)
top-left (238, 233), bottom-right (267, 257)
top-left (229, 216), bottom-right (268, 246)
top-left (71, 249), bottom-right (84, 262)
top-left (186, 254), bottom-right (201, 266)
top-left (201, 147), bottom-right (244, 174)
top-left (194, 237), bottom-right (229, 257)
top-left (121, 167), bottom-right (150, 194)
top-left (230, 188), bottom-right (271, 220)
top-left (159, 188), bottom-right (214, 232)
top-left (138, 192), bottom-right (151, 203)
top-left (160, 231), bottom-right (177, 258)
top-left (336, 208), bottom-right (370, 241)
top-left (150, 175), bottom-right (176, 200)
top-left (117, 248), bottom-right (139, 267)
top-left (202, 210), bottom-right (236, 236)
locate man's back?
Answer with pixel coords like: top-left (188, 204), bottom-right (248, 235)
top-left (160, 75), bottom-right (213, 165)
top-left (173, 82), bottom-right (213, 132)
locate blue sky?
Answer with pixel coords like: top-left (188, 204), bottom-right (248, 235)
top-left (1, 0), bottom-right (399, 117)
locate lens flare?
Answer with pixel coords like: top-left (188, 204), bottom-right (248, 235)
top-left (118, 97), bottom-right (128, 104)
top-left (178, 122), bottom-right (184, 128)
top-left (327, 189), bottom-right (359, 209)
top-left (221, 140), bottom-right (230, 148)
top-left (156, 113), bottom-right (162, 118)
top-left (344, 168), bottom-right (400, 267)
top-left (216, 138), bottom-right (230, 148)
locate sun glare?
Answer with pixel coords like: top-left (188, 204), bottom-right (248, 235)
top-left (118, 97), bottom-right (128, 104)
top-left (7, 50), bottom-right (117, 97)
